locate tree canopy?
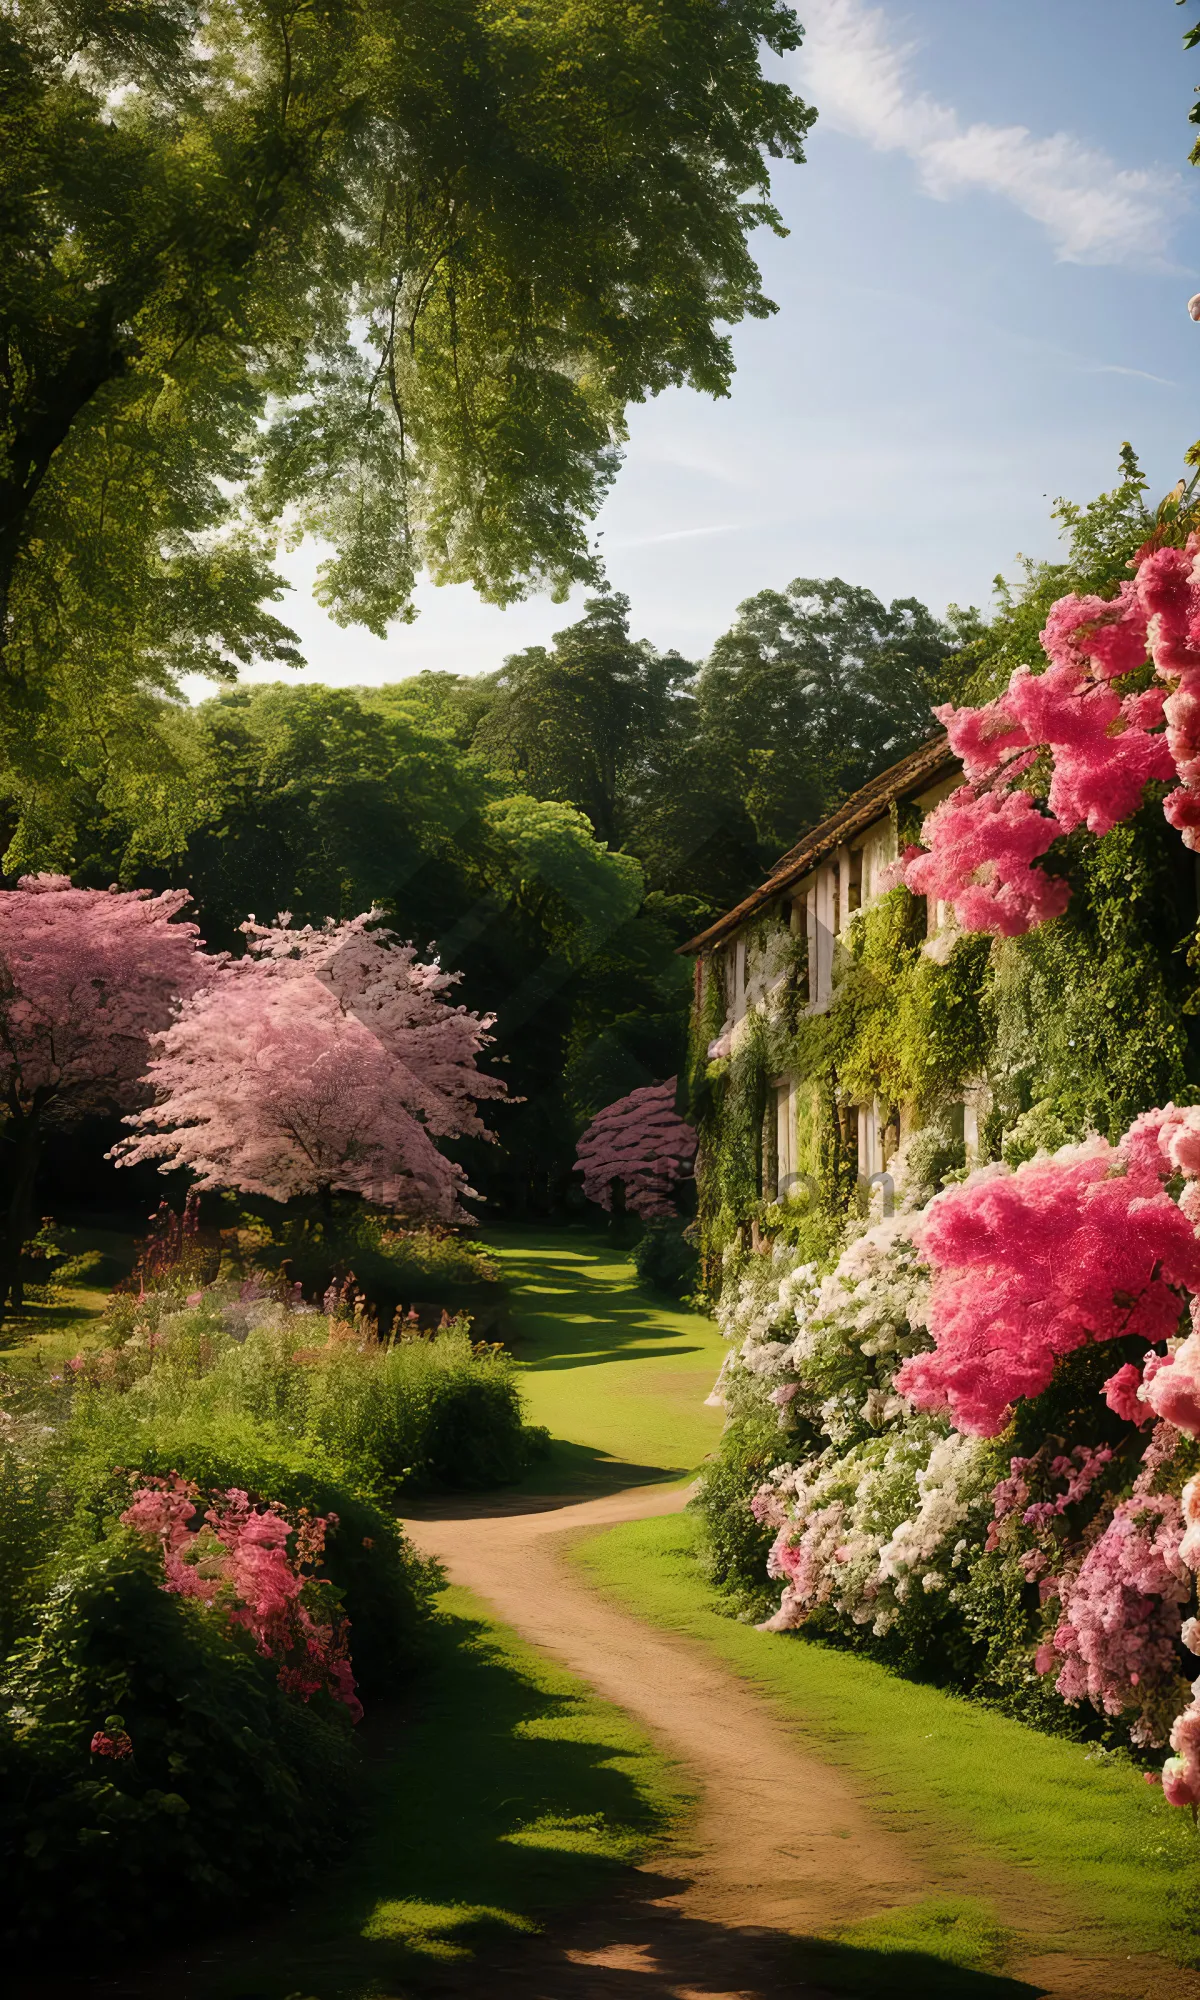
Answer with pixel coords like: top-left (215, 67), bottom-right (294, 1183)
top-left (1, 0), bottom-right (813, 843)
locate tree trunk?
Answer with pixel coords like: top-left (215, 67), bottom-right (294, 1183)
top-left (0, 1112), bottom-right (43, 1329)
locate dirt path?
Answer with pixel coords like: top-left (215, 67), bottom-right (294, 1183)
top-left (404, 1482), bottom-right (1199, 2000)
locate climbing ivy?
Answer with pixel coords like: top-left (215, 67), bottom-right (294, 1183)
top-left (690, 810), bottom-right (1200, 1288)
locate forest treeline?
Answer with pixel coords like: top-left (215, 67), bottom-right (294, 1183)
top-left (0, 450), bottom-right (1161, 1210)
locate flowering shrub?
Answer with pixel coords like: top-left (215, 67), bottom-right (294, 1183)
top-left (899, 532), bottom-right (1200, 935)
top-left (894, 1140), bottom-right (1200, 1436)
top-left (121, 1475), bottom-right (362, 1721)
top-left (0, 1536), bottom-right (356, 1945)
top-left (700, 1112), bottom-right (1200, 1807)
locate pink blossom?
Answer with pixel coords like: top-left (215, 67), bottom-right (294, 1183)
top-left (575, 1079), bottom-right (696, 1220)
top-left (115, 913), bottom-right (506, 1223)
top-left (90, 1729), bottom-right (132, 1758)
top-left (1042, 1495), bottom-right (1190, 1740)
top-left (1040, 586), bottom-right (1149, 682)
top-left (1103, 1363), bottom-right (1153, 1426)
top-left (1143, 1334), bottom-right (1200, 1442)
top-left (121, 1479), bottom-right (362, 1720)
top-left (935, 697), bottom-right (1029, 781)
top-left (902, 788), bottom-right (1069, 938)
top-left (0, 879), bottom-right (208, 1117)
top-left (896, 1143), bottom-right (1200, 1436)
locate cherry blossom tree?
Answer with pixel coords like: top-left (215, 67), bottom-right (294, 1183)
top-left (575, 1079), bottom-right (696, 1220)
top-left (115, 912), bottom-right (506, 1221)
top-left (0, 876), bottom-right (207, 1321)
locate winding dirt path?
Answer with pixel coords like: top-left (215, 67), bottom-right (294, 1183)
top-left (403, 1482), bottom-right (1200, 2000)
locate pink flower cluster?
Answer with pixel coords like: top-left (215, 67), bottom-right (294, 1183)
top-left (116, 911), bottom-right (506, 1224)
top-left (90, 1727), bottom-right (132, 1758)
top-left (575, 1079), bottom-right (697, 1220)
top-left (1039, 1495), bottom-right (1190, 1744)
top-left (895, 1140), bottom-right (1200, 1436)
top-left (121, 1476), bottom-right (361, 1721)
top-left (988, 1444), bottom-right (1114, 1542)
top-left (900, 534), bottom-right (1200, 934)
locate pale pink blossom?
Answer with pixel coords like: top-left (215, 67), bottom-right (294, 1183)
top-left (115, 913), bottom-right (505, 1223)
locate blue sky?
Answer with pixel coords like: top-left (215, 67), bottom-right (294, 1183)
top-left (214, 0), bottom-right (1200, 691)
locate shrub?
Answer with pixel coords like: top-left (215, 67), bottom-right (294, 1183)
top-left (247, 1208), bottom-right (509, 1337)
top-left (108, 1303), bottom-right (547, 1496)
top-left (56, 1402), bottom-right (439, 1696)
top-left (632, 1219), bottom-right (700, 1300)
top-left (0, 1536), bottom-right (355, 1949)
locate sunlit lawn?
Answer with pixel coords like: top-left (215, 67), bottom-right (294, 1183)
top-left (483, 1226), bottom-right (726, 1490)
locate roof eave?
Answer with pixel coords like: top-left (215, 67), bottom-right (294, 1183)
top-left (677, 733), bottom-right (956, 957)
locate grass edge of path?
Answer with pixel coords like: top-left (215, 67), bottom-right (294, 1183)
top-left (568, 1509), bottom-right (1200, 1973)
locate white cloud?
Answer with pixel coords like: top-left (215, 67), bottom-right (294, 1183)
top-left (795, 0), bottom-right (1186, 267)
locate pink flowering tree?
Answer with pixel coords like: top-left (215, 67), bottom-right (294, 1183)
top-left (898, 529), bottom-right (1200, 934)
top-left (894, 1136), bottom-right (1200, 1436)
top-left (575, 1078), bottom-right (696, 1220)
top-left (115, 912), bottom-right (506, 1223)
top-left (0, 876), bottom-right (208, 1322)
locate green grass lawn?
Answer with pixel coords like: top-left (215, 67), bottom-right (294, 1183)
top-left (571, 1510), bottom-right (1200, 1973)
top-left (0, 1223), bottom-right (136, 1368)
top-left (483, 1226), bottom-right (726, 1491)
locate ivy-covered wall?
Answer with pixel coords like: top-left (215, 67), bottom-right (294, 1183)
top-left (687, 794), bottom-right (1200, 1290)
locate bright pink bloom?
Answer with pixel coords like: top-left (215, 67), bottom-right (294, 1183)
top-left (575, 1079), bottom-right (696, 1220)
top-left (122, 1479), bottom-right (362, 1721)
top-left (896, 1143), bottom-right (1200, 1436)
top-left (902, 788), bottom-right (1069, 937)
top-left (1040, 586), bottom-right (1149, 682)
top-left (935, 697), bottom-right (1029, 781)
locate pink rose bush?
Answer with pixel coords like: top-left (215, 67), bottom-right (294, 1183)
top-left (121, 1475), bottom-right (362, 1721)
top-left (898, 534), bottom-right (1200, 935)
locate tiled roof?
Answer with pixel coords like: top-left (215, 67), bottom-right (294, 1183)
top-left (678, 732), bottom-right (956, 956)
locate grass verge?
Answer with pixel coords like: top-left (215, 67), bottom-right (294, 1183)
top-left (107, 1581), bottom-right (691, 2000)
top-left (482, 1228), bottom-right (725, 1492)
top-left (571, 1510), bottom-right (1200, 1972)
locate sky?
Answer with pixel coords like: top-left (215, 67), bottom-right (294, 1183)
top-left (199, 0), bottom-right (1200, 695)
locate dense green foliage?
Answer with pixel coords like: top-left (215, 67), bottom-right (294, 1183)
top-left (0, 0), bottom-right (814, 844)
top-left (688, 449), bottom-right (1200, 1272)
top-left (0, 1225), bottom-right (552, 1954)
top-left (630, 1217), bottom-right (700, 1300)
top-left (0, 1536), bottom-right (357, 1946)
top-left (695, 579), bottom-right (979, 858)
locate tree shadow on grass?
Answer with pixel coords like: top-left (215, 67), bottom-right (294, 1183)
top-left (39, 1598), bottom-right (1054, 2000)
